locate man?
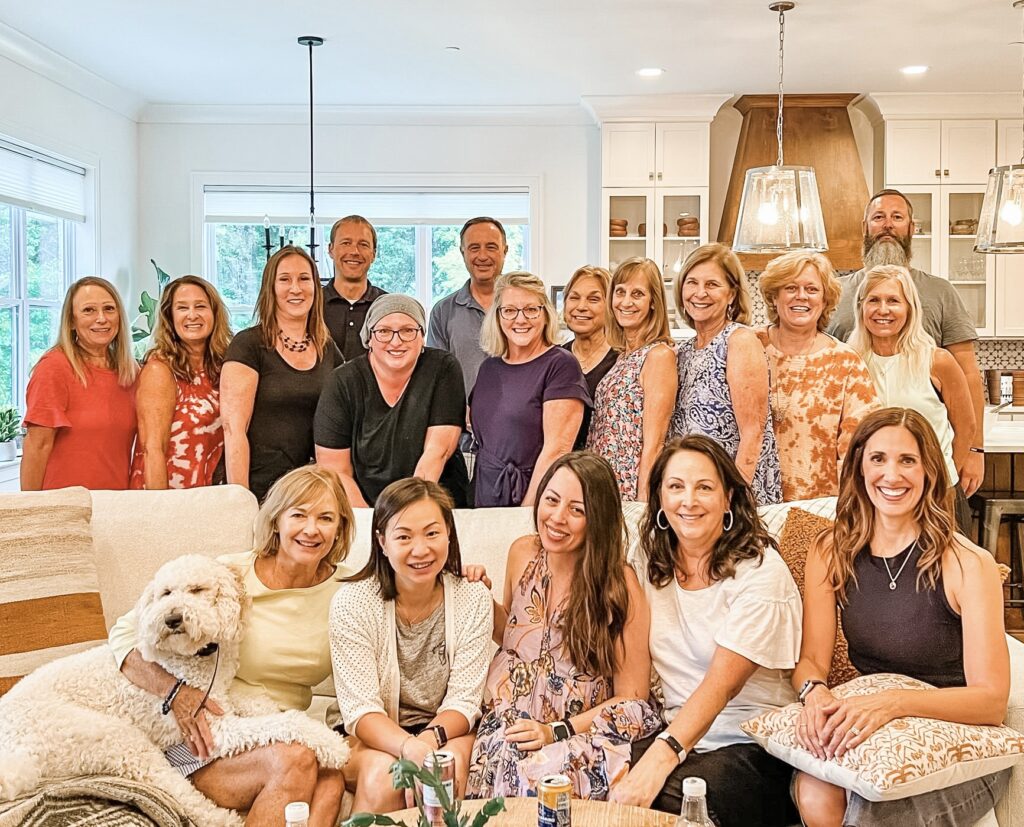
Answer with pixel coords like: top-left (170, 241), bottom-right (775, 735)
top-left (323, 215), bottom-right (387, 361)
top-left (828, 188), bottom-right (986, 496)
top-left (426, 216), bottom-right (507, 395)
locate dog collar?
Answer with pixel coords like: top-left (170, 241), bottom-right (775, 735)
top-left (195, 642), bottom-right (219, 657)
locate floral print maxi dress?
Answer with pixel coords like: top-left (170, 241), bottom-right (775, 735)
top-left (466, 547), bottom-right (661, 800)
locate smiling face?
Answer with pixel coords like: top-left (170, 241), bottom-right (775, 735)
top-left (170, 283), bottom-right (214, 347)
top-left (378, 497), bottom-right (450, 593)
top-left (461, 222), bottom-right (507, 288)
top-left (536, 466), bottom-right (587, 555)
top-left (329, 220), bottom-right (376, 285)
top-left (498, 285), bottom-right (546, 353)
top-left (611, 271), bottom-right (653, 333)
top-left (861, 425), bottom-right (925, 519)
top-left (681, 261), bottom-right (735, 328)
top-left (275, 492), bottom-right (341, 570)
top-left (274, 253), bottom-right (316, 323)
top-left (862, 194), bottom-right (914, 268)
top-left (861, 277), bottom-right (909, 345)
top-left (773, 263), bottom-right (825, 334)
top-left (564, 275), bottom-right (607, 338)
top-left (368, 311), bottom-right (423, 373)
top-left (72, 284), bottom-right (119, 355)
top-left (659, 449), bottom-right (731, 553)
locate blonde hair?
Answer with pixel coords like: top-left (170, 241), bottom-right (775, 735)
top-left (849, 265), bottom-right (934, 380)
top-left (606, 258), bottom-right (672, 351)
top-left (253, 465), bottom-right (355, 567)
top-left (673, 244), bottom-right (752, 328)
top-left (480, 272), bottom-right (560, 358)
top-left (255, 246), bottom-right (331, 357)
top-left (759, 251), bottom-right (841, 332)
top-left (563, 265), bottom-right (610, 318)
top-left (148, 275), bottom-right (232, 384)
top-left (52, 276), bottom-right (138, 387)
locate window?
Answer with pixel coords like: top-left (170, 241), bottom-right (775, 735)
top-left (202, 187), bottom-right (531, 324)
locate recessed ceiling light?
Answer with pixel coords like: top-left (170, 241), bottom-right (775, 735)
top-left (444, 45), bottom-right (461, 52)
top-left (636, 67), bottom-right (665, 78)
top-left (900, 65), bottom-right (929, 75)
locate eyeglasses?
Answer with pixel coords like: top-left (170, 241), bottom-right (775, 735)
top-left (370, 326), bottom-right (422, 343)
top-left (498, 305), bottom-right (544, 321)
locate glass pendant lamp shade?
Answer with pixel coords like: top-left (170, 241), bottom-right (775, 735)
top-left (734, 164), bottom-right (828, 252)
top-left (976, 165), bottom-right (1024, 253)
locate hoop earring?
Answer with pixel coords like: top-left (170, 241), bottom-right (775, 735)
top-left (723, 510), bottom-right (734, 532)
top-left (655, 509), bottom-right (669, 531)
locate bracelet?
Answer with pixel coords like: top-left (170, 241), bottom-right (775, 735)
top-left (161, 678), bottom-right (185, 715)
top-left (969, 446), bottom-right (985, 454)
top-left (564, 717), bottom-right (576, 736)
top-left (798, 678), bottom-right (827, 705)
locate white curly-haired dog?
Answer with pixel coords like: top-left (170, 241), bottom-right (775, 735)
top-left (0, 554), bottom-right (349, 827)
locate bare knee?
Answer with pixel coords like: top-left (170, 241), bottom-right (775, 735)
top-left (356, 753), bottom-right (403, 812)
top-left (794, 772), bottom-right (846, 827)
top-left (317, 767), bottom-right (345, 798)
top-left (267, 743), bottom-right (318, 783)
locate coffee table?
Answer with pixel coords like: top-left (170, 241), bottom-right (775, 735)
top-left (386, 797), bottom-right (676, 827)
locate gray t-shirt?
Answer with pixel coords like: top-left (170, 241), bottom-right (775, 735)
top-left (827, 266), bottom-right (978, 347)
top-left (426, 279), bottom-right (488, 397)
top-left (396, 602), bottom-right (449, 729)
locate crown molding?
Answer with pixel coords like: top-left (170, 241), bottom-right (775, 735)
top-left (868, 92), bottom-right (1021, 120)
top-left (138, 103), bottom-right (594, 127)
top-left (0, 22), bottom-right (143, 121)
top-left (580, 93), bottom-right (733, 124)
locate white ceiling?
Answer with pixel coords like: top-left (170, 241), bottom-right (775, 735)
top-left (1, 0), bottom-right (1021, 108)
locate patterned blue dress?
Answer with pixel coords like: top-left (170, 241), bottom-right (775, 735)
top-left (671, 322), bottom-right (783, 505)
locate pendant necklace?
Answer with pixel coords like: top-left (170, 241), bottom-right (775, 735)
top-left (882, 539), bottom-right (917, 591)
top-left (279, 329), bottom-right (312, 352)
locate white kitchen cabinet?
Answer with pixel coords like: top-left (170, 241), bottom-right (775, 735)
top-left (941, 121), bottom-right (997, 183)
top-left (602, 124), bottom-right (657, 188)
top-left (998, 120), bottom-right (1024, 167)
top-left (602, 188), bottom-right (655, 269)
top-left (941, 185), bottom-right (995, 335)
top-left (602, 122), bottom-right (710, 188)
top-left (995, 255), bottom-right (1024, 338)
top-left (885, 119), bottom-right (995, 185)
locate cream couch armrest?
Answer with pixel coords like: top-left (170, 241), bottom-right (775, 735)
top-left (90, 485), bottom-right (259, 628)
top-left (997, 635), bottom-right (1024, 826)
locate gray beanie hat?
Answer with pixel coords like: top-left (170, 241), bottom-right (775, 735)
top-left (360, 294), bottom-right (427, 348)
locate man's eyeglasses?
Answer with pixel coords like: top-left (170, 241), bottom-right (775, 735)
top-left (498, 305), bottom-right (544, 321)
top-left (370, 326), bottom-right (422, 343)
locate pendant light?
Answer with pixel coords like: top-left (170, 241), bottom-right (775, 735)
top-left (298, 35), bottom-right (324, 262)
top-left (733, 2), bottom-right (828, 253)
top-left (976, 1), bottom-right (1024, 253)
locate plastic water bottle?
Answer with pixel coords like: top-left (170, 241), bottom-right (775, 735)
top-left (677, 777), bottom-right (713, 827)
top-left (285, 801), bottom-right (309, 827)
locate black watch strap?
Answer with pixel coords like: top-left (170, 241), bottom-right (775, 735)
top-left (656, 731), bottom-right (687, 763)
top-left (431, 725), bottom-right (448, 748)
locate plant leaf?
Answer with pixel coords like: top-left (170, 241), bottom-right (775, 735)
top-left (151, 259), bottom-right (172, 290)
top-left (470, 798), bottom-right (506, 827)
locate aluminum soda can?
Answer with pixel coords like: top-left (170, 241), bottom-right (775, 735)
top-left (537, 774), bottom-right (572, 827)
top-left (419, 751), bottom-right (456, 826)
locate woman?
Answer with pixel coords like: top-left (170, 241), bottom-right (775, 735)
top-left (756, 251), bottom-right (879, 501)
top-left (849, 265), bottom-right (975, 531)
top-left (671, 244), bottom-right (782, 506)
top-left (22, 276), bottom-right (138, 490)
top-left (609, 435), bottom-right (801, 827)
top-left (221, 245), bottom-right (343, 501)
top-left (471, 272), bottom-right (590, 507)
top-left (130, 275), bottom-right (232, 489)
top-left (466, 451), bottom-right (661, 800)
top-left (561, 266), bottom-right (618, 450)
top-left (792, 408), bottom-right (1009, 826)
top-left (314, 294), bottom-right (470, 508)
top-left (586, 258), bottom-right (677, 502)
top-left (108, 465), bottom-right (354, 826)
top-left (329, 477), bottom-right (493, 813)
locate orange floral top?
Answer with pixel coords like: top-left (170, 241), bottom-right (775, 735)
top-left (755, 329), bottom-right (880, 501)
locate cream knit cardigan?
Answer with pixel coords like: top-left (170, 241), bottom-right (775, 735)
top-left (329, 572), bottom-right (493, 735)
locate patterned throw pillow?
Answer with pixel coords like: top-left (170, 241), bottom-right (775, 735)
top-left (741, 673), bottom-right (1024, 801)
top-left (0, 487), bottom-right (106, 696)
top-left (775, 506), bottom-right (859, 686)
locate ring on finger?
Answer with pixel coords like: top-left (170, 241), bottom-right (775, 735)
top-left (850, 726), bottom-right (861, 736)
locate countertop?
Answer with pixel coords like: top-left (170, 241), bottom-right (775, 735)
top-left (986, 404), bottom-right (1024, 453)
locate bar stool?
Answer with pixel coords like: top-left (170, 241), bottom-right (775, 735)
top-left (971, 491), bottom-right (1024, 607)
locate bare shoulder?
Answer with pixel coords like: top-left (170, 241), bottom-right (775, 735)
top-left (507, 534), bottom-right (540, 577)
top-left (931, 347), bottom-right (959, 373)
top-left (944, 535), bottom-right (1003, 596)
top-left (645, 342), bottom-right (677, 368)
top-left (139, 357), bottom-right (175, 385)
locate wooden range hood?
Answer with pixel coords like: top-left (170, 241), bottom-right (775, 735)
top-left (718, 94), bottom-right (869, 271)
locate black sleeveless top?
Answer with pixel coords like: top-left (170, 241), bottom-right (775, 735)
top-left (840, 540), bottom-right (966, 688)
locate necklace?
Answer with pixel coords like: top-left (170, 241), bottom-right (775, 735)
top-left (279, 329), bottom-right (312, 352)
top-left (881, 539), bottom-right (917, 591)
top-left (396, 590), bottom-right (441, 626)
top-left (769, 327), bottom-right (818, 424)
top-left (573, 340), bottom-right (608, 374)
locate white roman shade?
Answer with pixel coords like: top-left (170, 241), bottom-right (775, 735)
top-left (0, 139), bottom-right (87, 223)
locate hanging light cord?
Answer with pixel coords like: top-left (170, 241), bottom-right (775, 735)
top-left (1018, 0), bottom-right (1024, 164)
top-left (776, 5), bottom-right (786, 168)
top-left (307, 41), bottom-right (316, 245)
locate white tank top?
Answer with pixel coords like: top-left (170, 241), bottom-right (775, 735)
top-left (867, 351), bottom-right (959, 486)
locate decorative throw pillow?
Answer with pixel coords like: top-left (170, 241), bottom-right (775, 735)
top-left (741, 673), bottom-right (1024, 801)
top-left (776, 506), bottom-right (859, 686)
top-left (0, 487), bottom-right (105, 696)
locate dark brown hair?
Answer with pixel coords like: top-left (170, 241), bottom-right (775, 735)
top-left (642, 435), bottom-right (773, 587)
top-left (329, 215), bottom-right (377, 251)
top-left (460, 216), bottom-right (507, 247)
top-left (254, 245), bottom-right (330, 356)
top-left (148, 275), bottom-right (232, 384)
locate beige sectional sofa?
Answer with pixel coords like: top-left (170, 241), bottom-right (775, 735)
top-left (4, 485), bottom-right (1023, 824)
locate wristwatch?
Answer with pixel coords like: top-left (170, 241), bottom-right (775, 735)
top-left (655, 731), bottom-right (687, 764)
top-left (798, 679), bottom-right (827, 705)
top-left (550, 720), bottom-right (571, 742)
top-left (430, 725), bottom-right (448, 748)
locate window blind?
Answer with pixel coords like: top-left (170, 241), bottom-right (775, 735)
top-left (0, 138), bottom-right (87, 222)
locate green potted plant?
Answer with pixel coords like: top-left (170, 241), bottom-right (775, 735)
top-left (132, 259), bottom-right (172, 360)
top-left (0, 406), bottom-right (20, 462)
top-left (343, 758), bottom-right (504, 827)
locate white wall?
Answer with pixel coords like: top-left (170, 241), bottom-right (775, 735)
top-left (0, 53), bottom-right (138, 298)
top-left (136, 115), bottom-right (600, 296)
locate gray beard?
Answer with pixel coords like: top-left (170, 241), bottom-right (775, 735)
top-left (862, 234), bottom-right (912, 270)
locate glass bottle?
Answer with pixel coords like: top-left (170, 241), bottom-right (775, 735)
top-left (284, 801), bottom-right (310, 827)
top-left (677, 777), bottom-right (713, 827)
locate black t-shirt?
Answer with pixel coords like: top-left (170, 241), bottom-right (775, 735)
top-left (225, 326), bottom-right (343, 501)
top-left (313, 347), bottom-right (470, 506)
top-left (561, 340), bottom-right (619, 450)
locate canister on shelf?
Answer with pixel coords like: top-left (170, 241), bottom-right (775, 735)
top-left (987, 370), bottom-right (1004, 406)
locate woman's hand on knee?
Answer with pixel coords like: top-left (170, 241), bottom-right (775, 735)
top-left (504, 718), bottom-right (552, 752)
top-left (171, 685), bottom-right (224, 759)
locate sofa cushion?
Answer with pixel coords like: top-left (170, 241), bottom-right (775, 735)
top-left (0, 487), bottom-right (104, 696)
top-left (742, 673), bottom-right (1024, 802)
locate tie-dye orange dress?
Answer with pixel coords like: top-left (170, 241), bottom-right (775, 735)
top-left (466, 547), bottom-right (661, 800)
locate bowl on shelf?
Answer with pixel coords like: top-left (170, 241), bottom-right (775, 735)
top-left (950, 219), bottom-right (978, 235)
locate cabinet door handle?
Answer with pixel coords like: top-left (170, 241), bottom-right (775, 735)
top-left (657, 172), bottom-right (663, 181)
top-left (935, 169), bottom-right (941, 177)
top-left (649, 172), bottom-right (654, 181)
top-left (944, 169), bottom-right (950, 176)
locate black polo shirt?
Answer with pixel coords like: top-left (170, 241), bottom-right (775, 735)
top-left (322, 279), bottom-right (387, 362)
